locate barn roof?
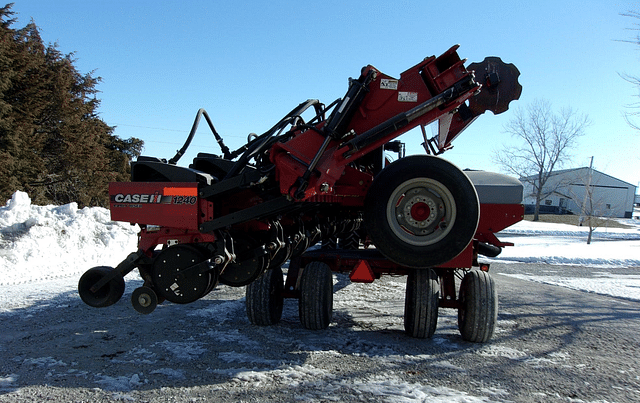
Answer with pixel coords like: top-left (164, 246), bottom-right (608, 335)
top-left (520, 167), bottom-right (636, 188)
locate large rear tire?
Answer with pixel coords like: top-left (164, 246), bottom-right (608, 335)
top-left (404, 269), bottom-right (439, 338)
top-left (364, 155), bottom-right (479, 268)
top-left (458, 270), bottom-right (498, 343)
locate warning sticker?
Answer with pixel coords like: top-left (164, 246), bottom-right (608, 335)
top-left (398, 92), bottom-right (418, 102)
top-left (380, 79), bottom-right (398, 90)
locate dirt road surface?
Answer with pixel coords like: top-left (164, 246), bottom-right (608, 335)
top-left (1, 262), bottom-right (639, 402)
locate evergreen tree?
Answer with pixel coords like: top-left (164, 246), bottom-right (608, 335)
top-left (0, 3), bottom-right (142, 207)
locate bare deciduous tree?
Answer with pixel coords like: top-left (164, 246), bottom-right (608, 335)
top-left (621, 10), bottom-right (640, 131)
top-left (567, 161), bottom-right (615, 244)
top-left (493, 99), bottom-right (591, 221)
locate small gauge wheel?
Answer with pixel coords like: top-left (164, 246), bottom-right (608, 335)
top-left (131, 286), bottom-right (159, 314)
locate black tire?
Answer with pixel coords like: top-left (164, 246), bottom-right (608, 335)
top-left (404, 269), bottom-right (439, 338)
top-left (245, 266), bottom-right (284, 326)
top-left (458, 270), bottom-right (498, 343)
top-left (339, 232), bottom-right (360, 250)
top-left (364, 155), bottom-right (479, 269)
top-left (131, 286), bottom-right (159, 314)
top-left (78, 266), bottom-right (125, 308)
top-left (321, 236), bottom-right (338, 250)
top-left (298, 262), bottom-right (333, 330)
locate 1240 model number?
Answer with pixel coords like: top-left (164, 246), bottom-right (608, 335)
top-left (173, 196), bottom-right (197, 205)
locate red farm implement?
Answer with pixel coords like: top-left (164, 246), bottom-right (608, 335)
top-left (79, 45), bottom-right (523, 343)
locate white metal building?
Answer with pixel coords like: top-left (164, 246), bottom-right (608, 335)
top-left (521, 167), bottom-right (637, 218)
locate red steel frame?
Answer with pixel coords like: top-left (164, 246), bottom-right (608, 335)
top-left (285, 202), bottom-right (523, 309)
top-left (270, 46), bottom-right (480, 203)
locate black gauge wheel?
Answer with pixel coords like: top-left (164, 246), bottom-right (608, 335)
top-left (131, 286), bottom-right (159, 314)
top-left (78, 266), bottom-right (125, 308)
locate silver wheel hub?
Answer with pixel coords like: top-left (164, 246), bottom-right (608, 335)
top-left (397, 189), bottom-right (440, 233)
top-left (387, 178), bottom-right (456, 246)
top-left (137, 294), bottom-right (152, 307)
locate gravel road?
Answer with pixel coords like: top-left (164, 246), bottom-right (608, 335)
top-left (1, 262), bottom-right (639, 402)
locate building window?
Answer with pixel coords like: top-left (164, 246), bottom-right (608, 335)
top-left (606, 204), bottom-right (611, 209)
top-left (545, 200), bottom-right (553, 206)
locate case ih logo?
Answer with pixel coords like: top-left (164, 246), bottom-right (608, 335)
top-left (112, 193), bottom-right (167, 204)
top-left (111, 187), bottom-right (198, 205)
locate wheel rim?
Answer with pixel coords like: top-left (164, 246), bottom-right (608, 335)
top-left (137, 294), bottom-right (152, 308)
top-left (386, 177), bottom-right (456, 246)
top-left (132, 286), bottom-right (158, 314)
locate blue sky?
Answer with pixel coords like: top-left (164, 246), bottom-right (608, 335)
top-left (8, 0), bottom-right (640, 187)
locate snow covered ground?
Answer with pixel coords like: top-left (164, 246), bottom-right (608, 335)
top-left (495, 217), bottom-right (640, 301)
top-left (1, 191), bottom-right (640, 401)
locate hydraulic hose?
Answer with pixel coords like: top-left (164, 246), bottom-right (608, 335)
top-left (169, 108), bottom-right (231, 165)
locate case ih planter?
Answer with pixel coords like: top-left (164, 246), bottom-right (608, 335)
top-left (79, 45), bottom-right (523, 342)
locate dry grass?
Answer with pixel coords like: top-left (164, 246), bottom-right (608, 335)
top-left (523, 214), bottom-right (633, 229)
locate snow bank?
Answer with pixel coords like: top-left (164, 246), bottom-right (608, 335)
top-left (0, 191), bottom-right (138, 285)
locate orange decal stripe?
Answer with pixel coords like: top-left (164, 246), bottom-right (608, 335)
top-left (163, 187), bottom-right (198, 196)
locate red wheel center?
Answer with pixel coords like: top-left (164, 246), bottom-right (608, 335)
top-left (410, 202), bottom-right (430, 221)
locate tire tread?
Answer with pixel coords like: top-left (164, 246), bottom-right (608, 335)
top-left (299, 262), bottom-right (333, 330)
